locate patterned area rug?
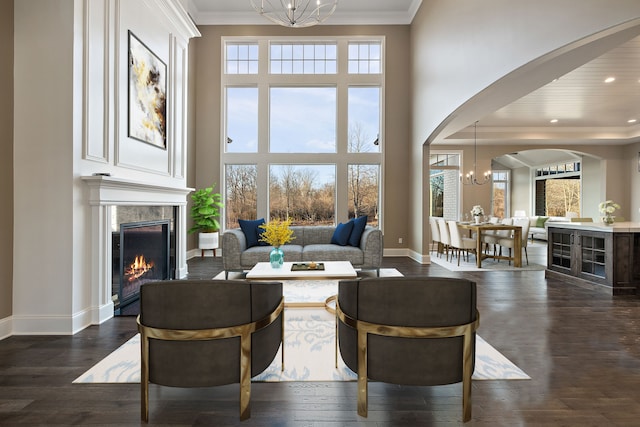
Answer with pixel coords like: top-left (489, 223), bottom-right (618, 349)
top-left (75, 268), bottom-right (529, 383)
top-left (74, 309), bottom-right (529, 383)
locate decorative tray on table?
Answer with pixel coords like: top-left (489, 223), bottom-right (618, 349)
top-left (291, 262), bottom-right (325, 271)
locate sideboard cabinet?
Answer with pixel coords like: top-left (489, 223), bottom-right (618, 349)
top-left (546, 223), bottom-right (640, 296)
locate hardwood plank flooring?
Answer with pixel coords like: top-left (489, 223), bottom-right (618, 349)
top-left (1, 255), bottom-right (639, 426)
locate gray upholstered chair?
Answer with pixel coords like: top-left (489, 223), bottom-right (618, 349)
top-left (336, 276), bottom-right (479, 422)
top-left (137, 279), bottom-right (284, 422)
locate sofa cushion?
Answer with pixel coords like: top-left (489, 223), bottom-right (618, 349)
top-left (348, 216), bottom-right (368, 247)
top-left (239, 218), bottom-right (265, 248)
top-left (303, 244), bottom-right (364, 265)
top-left (331, 221), bottom-right (354, 246)
top-left (535, 216), bottom-right (550, 227)
top-left (241, 244), bottom-right (304, 265)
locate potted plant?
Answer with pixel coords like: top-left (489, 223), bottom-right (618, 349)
top-left (189, 184), bottom-right (224, 256)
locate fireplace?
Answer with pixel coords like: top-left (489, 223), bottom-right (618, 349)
top-left (83, 176), bottom-right (191, 324)
top-left (110, 205), bottom-right (177, 315)
top-left (114, 220), bottom-right (171, 312)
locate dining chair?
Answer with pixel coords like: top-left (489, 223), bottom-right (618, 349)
top-left (497, 217), bottom-right (530, 265)
top-left (429, 217), bottom-right (442, 257)
top-left (437, 219), bottom-right (451, 261)
top-left (481, 217), bottom-right (512, 256)
top-left (447, 221), bottom-right (476, 266)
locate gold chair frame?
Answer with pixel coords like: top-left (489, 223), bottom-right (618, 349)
top-left (137, 297), bottom-right (285, 422)
top-left (336, 300), bottom-right (479, 422)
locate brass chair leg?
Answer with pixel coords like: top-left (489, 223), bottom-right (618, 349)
top-left (462, 330), bottom-right (473, 423)
top-left (239, 334), bottom-right (251, 421)
top-left (357, 330), bottom-right (368, 417)
top-left (139, 323), bottom-right (150, 423)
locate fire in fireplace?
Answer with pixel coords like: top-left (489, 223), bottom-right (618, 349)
top-left (116, 220), bottom-right (171, 311)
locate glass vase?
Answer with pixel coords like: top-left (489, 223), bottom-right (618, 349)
top-left (270, 247), bottom-right (284, 268)
top-left (602, 214), bottom-right (614, 225)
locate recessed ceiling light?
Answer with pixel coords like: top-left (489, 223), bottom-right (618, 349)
top-left (550, 119), bottom-right (558, 123)
top-left (604, 76), bottom-right (616, 83)
top-left (628, 119), bottom-right (637, 123)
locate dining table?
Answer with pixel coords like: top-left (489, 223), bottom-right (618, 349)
top-left (457, 222), bottom-right (523, 268)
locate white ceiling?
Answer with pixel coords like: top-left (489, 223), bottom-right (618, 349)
top-left (183, 0), bottom-right (640, 167)
top-left (185, 0), bottom-right (422, 25)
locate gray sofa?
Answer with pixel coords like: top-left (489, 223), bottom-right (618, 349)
top-left (222, 225), bottom-right (383, 277)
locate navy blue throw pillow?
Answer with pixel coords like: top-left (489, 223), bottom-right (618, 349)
top-left (238, 218), bottom-right (265, 248)
top-left (348, 215), bottom-right (368, 247)
top-left (331, 221), bottom-right (354, 246)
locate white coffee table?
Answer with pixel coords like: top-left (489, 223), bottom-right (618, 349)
top-left (246, 261), bottom-right (357, 280)
top-left (246, 261), bottom-right (357, 309)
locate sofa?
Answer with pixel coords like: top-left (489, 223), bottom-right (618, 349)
top-left (222, 223), bottom-right (383, 277)
top-left (528, 216), bottom-right (571, 240)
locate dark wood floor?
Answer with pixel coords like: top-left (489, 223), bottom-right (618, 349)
top-left (1, 255), bottom-right (640, 426)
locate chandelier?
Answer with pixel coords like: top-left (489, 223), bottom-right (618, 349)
top-left (461, 121), bottom-right (491, 185)
top-left (250, 0), bottom-right (339, 28)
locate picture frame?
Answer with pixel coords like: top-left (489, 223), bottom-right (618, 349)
top-left (127, 31), bottom-right (167, 149)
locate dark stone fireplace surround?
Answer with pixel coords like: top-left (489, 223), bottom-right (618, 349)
top-left (82, 176), bottom-right (191, 325)
top-left (112, 206), bottom-right (176, 313)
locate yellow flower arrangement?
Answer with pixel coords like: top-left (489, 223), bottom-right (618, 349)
top-left (259, 219), bottom-right (295, 248)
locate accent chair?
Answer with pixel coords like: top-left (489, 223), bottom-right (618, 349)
top-left (137, 279), bottom-right (284, 422)
top-left (336, 276), bottom-right (479, 422)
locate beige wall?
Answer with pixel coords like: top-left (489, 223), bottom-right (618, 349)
top-left (0, 0), bottom-right (13, 320)
top-left (191, 25), bottom-right (412, 250)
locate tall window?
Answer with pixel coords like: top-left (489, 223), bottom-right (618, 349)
top-left (491, 170), bottom-right (510, 218)
top-left (222, 37), bottom-right (384, 229)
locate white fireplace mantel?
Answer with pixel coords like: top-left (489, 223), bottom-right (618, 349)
top-left (82, 175), bottom-right (193, 206)
top-left (82, 176), bottom-right (193, 325)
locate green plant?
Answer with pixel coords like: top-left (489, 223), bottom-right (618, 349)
top-left (188, 184), bottom-right (224, 234)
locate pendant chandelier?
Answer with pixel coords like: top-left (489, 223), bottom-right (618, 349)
top-left (250, 0), bottom-right (339, 28)
top-left (461, 121), bottom-right (491, 185)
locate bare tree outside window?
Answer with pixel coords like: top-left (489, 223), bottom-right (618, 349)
top-left (545, 178), bottom-right (580, 216)
top-left (225, 165), bottom-right (257, 229)
top-left (269, 165), bottom-right (335, 225)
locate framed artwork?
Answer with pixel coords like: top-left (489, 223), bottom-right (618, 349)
top-left (128, 31), bottom-right (167, 149)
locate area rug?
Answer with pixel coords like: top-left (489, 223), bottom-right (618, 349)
top-left (214, 268), bottom-right (404, 304)
top-left (430, 246), bottom-right (547, 272)
top-left (73, 308), bottom-right (529, 384)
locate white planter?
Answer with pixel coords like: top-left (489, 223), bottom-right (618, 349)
top-left (198, 232), bottom-right (219, 250)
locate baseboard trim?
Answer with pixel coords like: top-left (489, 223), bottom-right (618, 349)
top-left (0, 316), bottom-right (12, 340)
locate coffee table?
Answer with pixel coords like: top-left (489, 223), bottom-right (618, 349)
top-left (246, 261), bottom-right (357, 280)
top-left (246, 261), bottom-right (357, 309)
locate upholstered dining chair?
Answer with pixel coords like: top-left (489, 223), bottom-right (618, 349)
top-left (481, 217), bottom-right (512, 256)
top-left (336, 276), bottom-right (479, 422)
top-left (447, 220), bottom-right (476, 266)
top-left (437, 218), bottom-right (451, 261)
top-left (429, 217), bottom-right (442, 257)
top-left (497, 217), bottom-right (530, 265)
top-left (137, 279), bottom-right (284, 422)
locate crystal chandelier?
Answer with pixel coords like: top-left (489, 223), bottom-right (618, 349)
top-left (250, 0), bottom-right (339, 28)
top-left (461, 121), bottom-right (491, 185)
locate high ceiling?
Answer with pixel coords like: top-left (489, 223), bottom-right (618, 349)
top-left (183, 1), bottom-right (640, 166)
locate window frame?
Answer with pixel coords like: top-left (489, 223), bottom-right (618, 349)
top-left (221, 36), bottom-right (385, 230)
